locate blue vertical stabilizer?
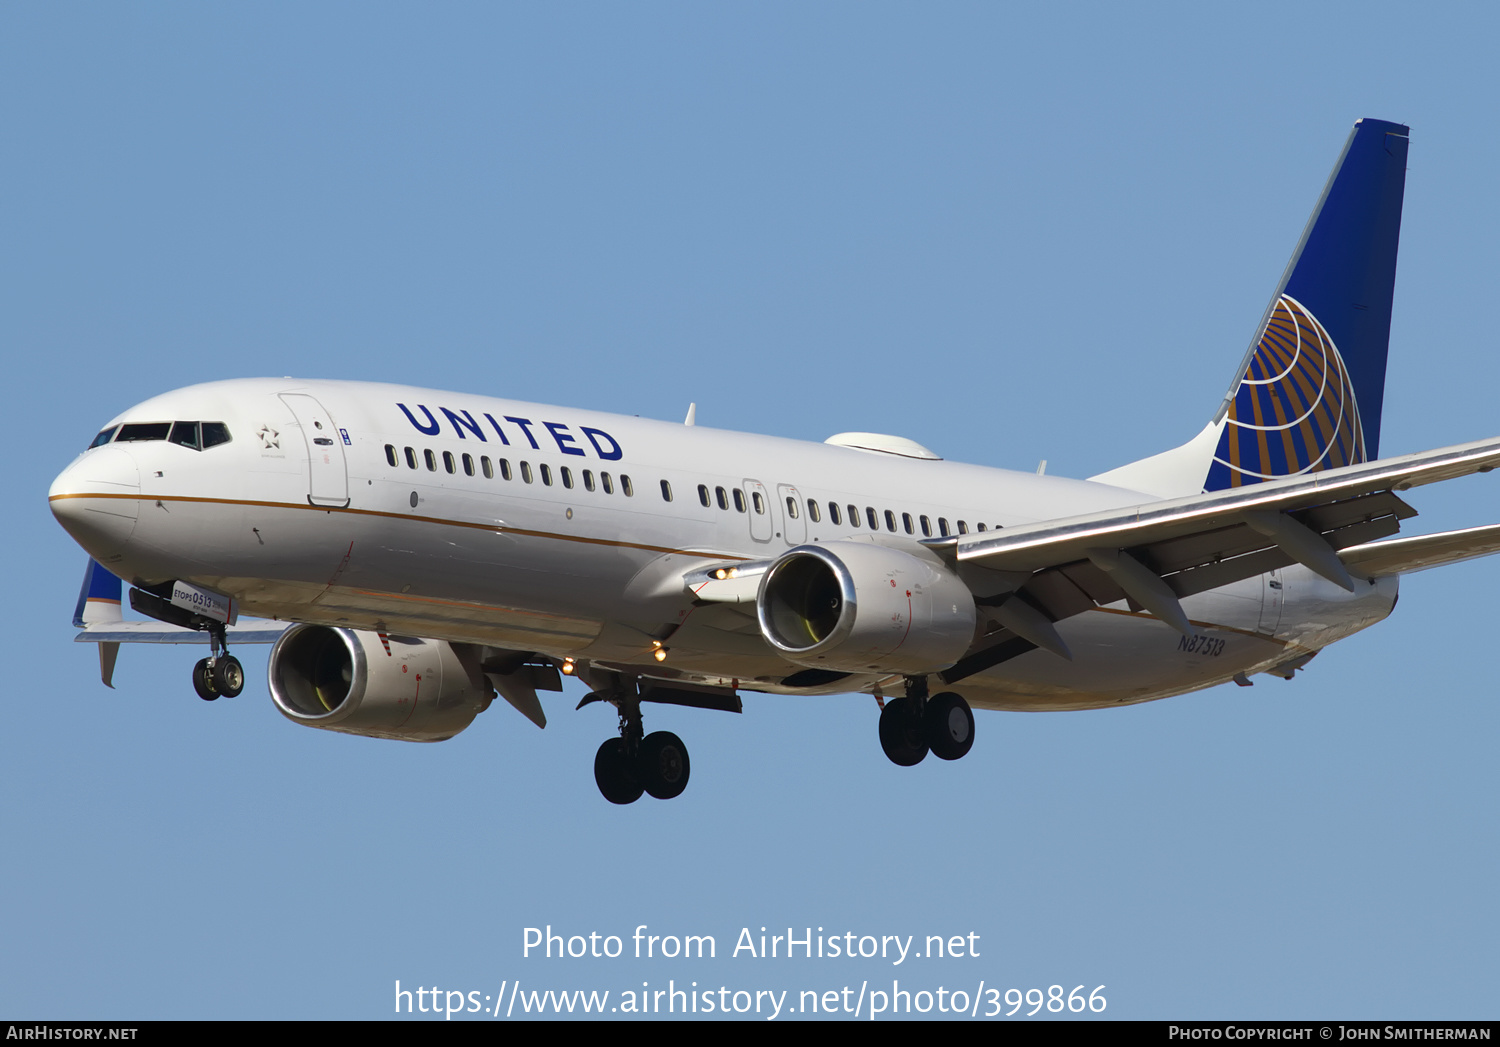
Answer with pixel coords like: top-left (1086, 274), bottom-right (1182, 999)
top-left (1204, 118), bottom-right (1409, 490)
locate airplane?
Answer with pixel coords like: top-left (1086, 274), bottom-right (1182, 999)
top-left (49, 117), bottom-right (1500, 805)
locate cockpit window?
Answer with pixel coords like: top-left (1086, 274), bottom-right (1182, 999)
top-left (107, 421), bottom-right (231, 450)
top-left (89, 426), bottom-right (118, 449)
top-left (116, 422), bottom-right (172, 442)
top-left (169, 421), bottom-right (201, 450)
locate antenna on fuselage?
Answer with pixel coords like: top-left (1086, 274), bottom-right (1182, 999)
top-left (684, 403), bottom-right (697, 426)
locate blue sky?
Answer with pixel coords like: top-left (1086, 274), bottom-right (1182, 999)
top-left (5, 3), bottom-right (1499, 1020)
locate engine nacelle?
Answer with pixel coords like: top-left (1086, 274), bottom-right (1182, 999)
top-left (757, 542), bottom-right (977, 674)
top-left (268, 625), bottom-right (492, 742)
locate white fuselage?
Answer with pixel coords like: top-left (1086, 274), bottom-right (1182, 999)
top-left (49, 378), bottom-right (1399, 713)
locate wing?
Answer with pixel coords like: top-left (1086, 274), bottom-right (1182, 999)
top-left (918, 436), bottom-right (1500, 678)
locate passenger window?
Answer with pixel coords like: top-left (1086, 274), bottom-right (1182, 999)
top-left (786, 496), bottom-right (800, 519)
top-left (385, 444), bottom-right (398, 467)
top-left (715, 486), bottom-right (728, 510)
top-left (500, 459), bottom-right (512, 481)
top-left (540, 464), bottom-right (552, 486)
top-left (902, 512), bottom-right (914, 535)
top-left (884, 510), bottom-right (896, 532)
top-left (561, 466), bottom-right (574, 489)
top-left (957, 520), bottom-right (969, 534)
top-left (602, 472), bottom-right (614, 494)
top-left (733, 488), bottom-right (746, 512)
top-left (976, 522), bottom-right (987, 532)
top-left (939, 518), bottom-right (950, 537)
top-left (462, 453), bottom-right (475, 477)
top-left (89, 426), bottom-right (118, 449)
top-left (201, 422), bottom-right (231, 448)
top-left (808, 500), bottom-right (821, 523)
top-left (405, 447), bottom-right (418, 470)
top-left (583, 469), bottom-right (596, 492)
top-left (866, 507), bottom-right (878, 530)
top-left (698, 484), bottom-right (710, 507)
top-left (920, 515), bottom-right (932, 537)
top-left (849, 505), bottom-right (860, 527)
top-left (521, 462), bottom-right (533, 483)
top-left (622, 476), bottom-right (634, 497)
top-left (753, 491), bottom-right (766, 514)
top-left (661, 480), bottom-right (673, 502)
top-left (443, 451), bottom-right (456, 474)
top-left (482, 456), bottom-right (494, 479)
top-left (424, 449), bottom-right (437, 472)
top-left (829, 502), bottom-right (841, 525)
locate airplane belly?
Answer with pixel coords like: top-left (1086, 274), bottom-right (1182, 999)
top-left (959, 610), bottom-right (1290, 712)
top-left (955, 572), bottom-right (1397, 712)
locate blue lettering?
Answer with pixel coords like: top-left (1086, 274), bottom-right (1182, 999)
top-left (544, 421), bottom-right (586, 457)
top-left (441, 407), bottom-right (487, 441)
top-left (581, 426), bottom-right (623, 461)
top-left (505, 416), bottom-right (541, 450)
top-left (483, 413), bottom-right (511, 445)
top-left (397, 403), bottom-right (440, 436)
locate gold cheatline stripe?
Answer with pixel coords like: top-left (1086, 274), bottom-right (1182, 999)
top-left (49, 491), bottom-right (752, 562)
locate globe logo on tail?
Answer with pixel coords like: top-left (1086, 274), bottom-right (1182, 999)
top-left (1207, 294), bottom-right (1366, 489)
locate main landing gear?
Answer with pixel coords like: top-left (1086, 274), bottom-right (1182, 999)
top-left (591, 686), bottom-right (690, 805)
top-left (191, 623), bottom-right (244, 702)
top-left (878, 678), bottom-right (975, 766)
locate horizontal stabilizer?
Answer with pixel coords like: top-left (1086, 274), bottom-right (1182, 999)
top-left (1339, 524), bottom-right (1500, 578)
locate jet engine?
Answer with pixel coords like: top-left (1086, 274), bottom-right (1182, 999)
top-left (757, 542), bottom-right (977, 674)
top-left (268, 625), bottom-right (492, 742)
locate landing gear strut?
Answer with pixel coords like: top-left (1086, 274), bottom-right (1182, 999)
top-left (591, 682), bottom-right (691, 804)
top-left (191, 623), bottom-right (244, 702)
top-left (879, 679), bottom-right (974, 766)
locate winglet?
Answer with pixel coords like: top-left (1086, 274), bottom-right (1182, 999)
top-left (73, 560), bottom-right (124, 688)
top-left (73, 559), bottom-right (123, 628)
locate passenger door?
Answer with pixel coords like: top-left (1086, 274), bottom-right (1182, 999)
top-left (279, 393), bottom-right (350, 507)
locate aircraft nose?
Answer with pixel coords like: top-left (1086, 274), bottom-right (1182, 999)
top-left (49, 445), bottom-right (142, 564)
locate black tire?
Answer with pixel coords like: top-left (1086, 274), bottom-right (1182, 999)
top-left (192, 658), bottom-right (219, 702)
top-left (639, 731), bottom-right (691, 800)
top-left (594, 739), bottom-right (644, 805)
top-left (212, 655), bottom-right (245, 698)
top-left (926, 692), bottom-right (975, 761)
top-left (878, 697), bottom-right (927, 766)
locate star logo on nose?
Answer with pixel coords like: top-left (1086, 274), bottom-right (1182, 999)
top-left (257, 425), bottom-right (280, 450)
